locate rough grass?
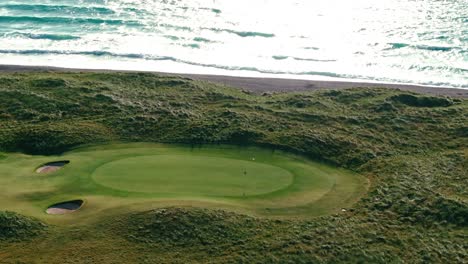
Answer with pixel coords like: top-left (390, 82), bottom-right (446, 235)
top-left (390, 94), bottom-right (454, 107)
top-left (0, 211), bottom-right (46, 241)
top-left (124, 207), bottom-right (262, 246)
top-left (0, 72), bottom-right (466, 263)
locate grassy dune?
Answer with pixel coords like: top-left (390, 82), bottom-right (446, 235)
top-left (0, 72), bottom-right (466, 263)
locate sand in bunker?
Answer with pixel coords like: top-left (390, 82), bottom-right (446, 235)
top-left (36, 160), bottom-right (70, 173)
top-left (46, 200), bottom-right (83, 215)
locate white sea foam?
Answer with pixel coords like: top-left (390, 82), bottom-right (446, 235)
top-left (0, 0), bottom-right (466, 88)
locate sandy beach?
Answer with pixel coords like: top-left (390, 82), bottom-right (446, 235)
top-left (1, 64), bottom-right (466, 98)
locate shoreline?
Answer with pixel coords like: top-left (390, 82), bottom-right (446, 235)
top-left (1, 64), bottom-right (467, 98)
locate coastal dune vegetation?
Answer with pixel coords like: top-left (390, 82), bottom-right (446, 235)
top-left (0, 72), bottom-right (466, 263)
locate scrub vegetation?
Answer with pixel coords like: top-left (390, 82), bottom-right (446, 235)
top-left (0, 72), bottom-right (466, 263)
top-left (0, 211), bottom-right (46, 242)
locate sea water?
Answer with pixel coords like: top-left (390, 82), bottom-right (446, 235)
top-left (0, 0), bottom-right (466, 88)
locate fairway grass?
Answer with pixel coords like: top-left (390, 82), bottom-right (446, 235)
top-left (0, 143), bottom-right (367, 223)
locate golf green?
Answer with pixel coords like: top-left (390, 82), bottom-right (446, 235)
top-left (92, 155), bottom-right (293, 196)
top-left (0, 143), bottom-right (368, 223)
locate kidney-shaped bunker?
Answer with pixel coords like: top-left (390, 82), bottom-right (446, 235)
top-left (46, 200), bottom-right (84, 215)
top-left (36, 160), bottom-right (70, 173)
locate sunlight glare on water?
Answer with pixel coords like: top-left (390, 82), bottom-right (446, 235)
top-left (0, 0), bottom-right (466, 87)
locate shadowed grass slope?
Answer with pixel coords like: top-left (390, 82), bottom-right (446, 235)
top-left (0, 211), bottom-right (46, 241)
top-left (124, 207), bottom-right (262, 246)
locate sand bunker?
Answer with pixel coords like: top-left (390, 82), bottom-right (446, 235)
top-left (36, 160), bottom-right (70, 173)
top-left (46, 200), bottom-right (83, 215)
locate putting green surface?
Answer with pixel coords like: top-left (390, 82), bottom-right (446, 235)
top-left (92, 155), bottom-right (293, 196)
top-left (0, 143), bottom-right (368, 223)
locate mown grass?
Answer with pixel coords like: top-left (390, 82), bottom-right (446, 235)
top-left (0, 72), bottom-right (466, 263)
top-left (0, 144), bottom-right (364, 222)
top-left (91, 153), bottom-right (293, 196)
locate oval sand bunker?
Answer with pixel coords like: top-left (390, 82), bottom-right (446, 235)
top-left (46, 200), bottom-right (83, 215)
top-left (36, 160), bottom-right (70, 173)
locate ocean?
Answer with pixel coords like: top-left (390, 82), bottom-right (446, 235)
top-left (0, 0), bottom-right (466, 88)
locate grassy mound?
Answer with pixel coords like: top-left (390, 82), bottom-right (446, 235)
top-left (390, 94), bottom-right (454, 107)
top-left (125, 208), bottom-right (261, 246)
top-left (0, 211), bottom-right (46, 241)
top-left (9, 122), bottom-right (114, 155)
